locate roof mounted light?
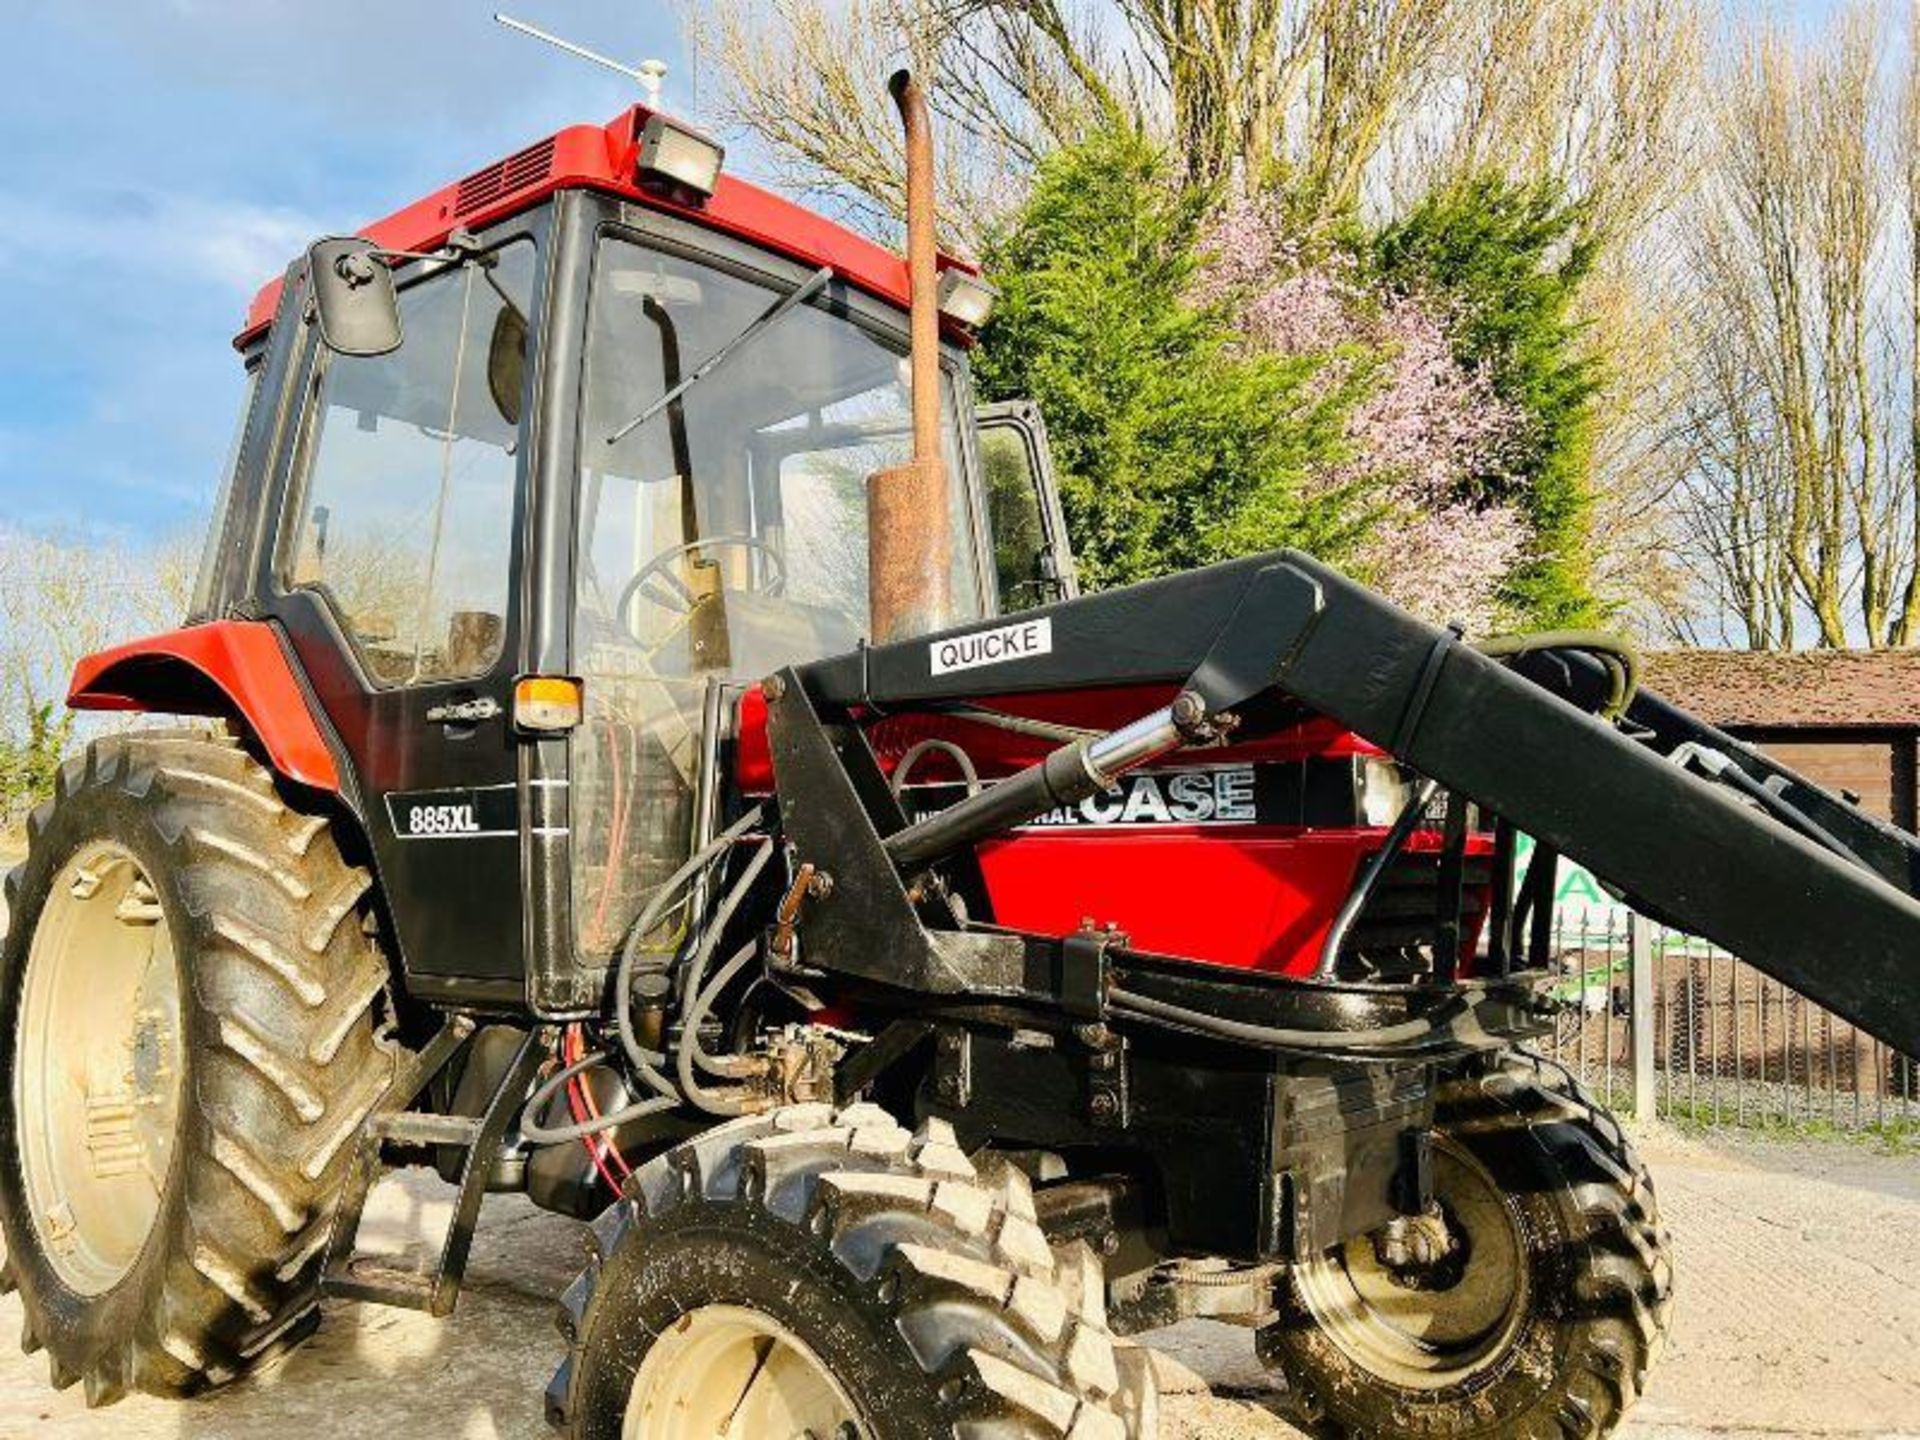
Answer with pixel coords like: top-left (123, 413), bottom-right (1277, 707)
top-left (637, 114), bottom-right (725, 202)
top-left (936, 268), bottom-right (997, 328)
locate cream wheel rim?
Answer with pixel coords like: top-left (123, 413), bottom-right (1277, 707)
top-left (624, 1303), bottom-right (862, 1439)
top-left (14, 842), bottom-right (184, 1296)
top-left (1294, 1139), bottom-right (1529, 1391)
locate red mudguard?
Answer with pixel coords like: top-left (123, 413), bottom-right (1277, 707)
top-left (67, 620), bottom-right (340, 793)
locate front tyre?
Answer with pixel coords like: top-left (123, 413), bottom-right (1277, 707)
top-left (549, 1102), bottom-right (1156, 1438)
top-left (1258, 1052), bottom-right (1673, 1439)
top-left (0, 734), bottom-right (399, 1405)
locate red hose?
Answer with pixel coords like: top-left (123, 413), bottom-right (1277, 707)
top-left (564, 1024), bottom-right (630, 1191)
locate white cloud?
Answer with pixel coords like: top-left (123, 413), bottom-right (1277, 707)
top-left (0, 189), bottom-right (322, 298)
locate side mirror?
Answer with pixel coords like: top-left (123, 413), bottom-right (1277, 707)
top-left (306, 237), bottom-right (402, 357)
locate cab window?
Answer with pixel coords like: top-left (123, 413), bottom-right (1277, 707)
top-left (282, 242), bottom-right (535, 686)
top-left (570, 232), bottom-right (986, 958)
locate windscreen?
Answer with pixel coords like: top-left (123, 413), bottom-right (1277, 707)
top-left (571, 232), bottom-right (985, 959)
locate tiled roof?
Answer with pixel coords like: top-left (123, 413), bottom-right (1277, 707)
top-left (1643, 648), bottom-right (1920, 729)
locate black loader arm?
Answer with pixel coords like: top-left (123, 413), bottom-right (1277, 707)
top-left (798, 550), bottom-right (1920, 1056)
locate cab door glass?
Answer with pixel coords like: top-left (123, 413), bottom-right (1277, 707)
top-left (572, 233), bottom-right (988, 959)
top-left (977, 403), bottom-right (1076, 612)
top-left (282, 243), bottom-right (536, 686)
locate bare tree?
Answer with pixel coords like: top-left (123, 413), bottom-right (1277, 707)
top-left (0, 530), bottom-right (198, 819)
top-left (685, 0), bottom-right (1498, 242)
top-left (1664, 7), bottom-right (1912, 649)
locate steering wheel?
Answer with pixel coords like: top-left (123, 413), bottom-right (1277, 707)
top-left (614, 534), bottom-right (785, 645)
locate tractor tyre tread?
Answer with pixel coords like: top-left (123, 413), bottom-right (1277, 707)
top-left (0, 731), bottom-right (399, 1405)
top-left (1259, 1048), bottom-right (1673, 1440)
top-left (548, 1101), bottom-right (1157, 1438)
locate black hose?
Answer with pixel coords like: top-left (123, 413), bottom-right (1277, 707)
top-left (676, 939), bottom-right (768, 1115)
top-left (516, 1047), bottom-right (679, 1144)
top-left (675, 840), bottom-right (776, 1023)
top-left (1315, 777), bottom-right (1440, 978)
top-left (1474, 629), bottom-right (1641, 719)
top-left (1698, 753), bottom-right (1866, 869)
top-left (671, 841), bottom-right (776, 1113)
top-left (1107, 987), bottom-right (1448, 1051)
top-left (613, 805), bottom-right (764, 1077)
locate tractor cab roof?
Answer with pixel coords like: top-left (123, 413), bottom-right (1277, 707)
top-left (240, 104), bottom-right (966, 349)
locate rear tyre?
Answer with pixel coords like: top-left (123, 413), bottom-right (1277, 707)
top-left (1257, 1051), bottom-right (1672, 1439)
top-left (548, 1102), bottom-right (1156, 1438)
top-left (0, 733), bottom-right (398, 1405)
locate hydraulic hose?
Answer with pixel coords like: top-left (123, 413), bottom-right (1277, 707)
top-left (517, 1045), bottom-right (679, 1145)
top-left (530, 808), bottom-right (771, 1148)
top-left (675, 840), bottom-right (777, 1077)
top-left (1107, 987), bottom-right (1457, 1053)
top-left (676, 939), bottom-right (768, 1116)
top-left (1473, 629), bottom-right (1641, 719)
top-left (1671, 741), bottom-right (1868, 870)
top-left (613, 805), bottom-right (764, 1077)
top-left (1315, 777), bottom-right (1441, 977)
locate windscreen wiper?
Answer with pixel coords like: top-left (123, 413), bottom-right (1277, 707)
top-left (606, 265), bottom-right (834, 445)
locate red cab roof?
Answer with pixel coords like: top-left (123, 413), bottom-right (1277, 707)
top-left (240, 105), bottom-right (958, 346)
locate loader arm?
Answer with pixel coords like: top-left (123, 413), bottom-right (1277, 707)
top-left (796, 549), bottom-right (1920, 1056)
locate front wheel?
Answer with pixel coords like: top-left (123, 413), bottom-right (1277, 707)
top-left (548, 1102), bottom-right (1157, 1438)
top-left (1258, 1052), bottom-right (1673, 1439)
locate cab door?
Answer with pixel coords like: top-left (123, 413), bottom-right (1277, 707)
top-left (264, 237), bottom-right (544, 1000)
top-left (975, 400), bottom-right (1078, 612)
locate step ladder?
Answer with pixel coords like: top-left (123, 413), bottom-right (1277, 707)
top-left (321, 1018), bottom-right (549, 1318)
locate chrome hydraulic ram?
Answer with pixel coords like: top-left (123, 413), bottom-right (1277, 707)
top-left (882, 699), bottom-right (1197, 871)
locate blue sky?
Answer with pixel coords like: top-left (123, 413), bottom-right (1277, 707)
top-left (0, 1), bottom-right (1868, 551)
top-left (0, 2), bottom-right (693, 545)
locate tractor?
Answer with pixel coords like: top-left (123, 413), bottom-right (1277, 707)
top-left (5, 65), bottom-right (1919, 1440)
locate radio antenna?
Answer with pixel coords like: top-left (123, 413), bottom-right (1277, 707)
top-left (495, 13), bottom-right (669, 106)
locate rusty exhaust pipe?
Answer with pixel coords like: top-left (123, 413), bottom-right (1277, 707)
top-left (868, 69), bottom-right (952, 643)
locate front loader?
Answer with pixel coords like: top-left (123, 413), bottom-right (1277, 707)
top-left (4, 65), bottom-right (1916, 1440)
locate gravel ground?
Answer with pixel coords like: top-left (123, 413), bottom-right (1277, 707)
top-left (0, 1126), bottom-right (1911, 1437)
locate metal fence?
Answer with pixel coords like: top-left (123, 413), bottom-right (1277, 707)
top-left (1539, 914), bottom-right (1918, 1134)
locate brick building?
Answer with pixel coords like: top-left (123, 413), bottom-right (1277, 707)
top-left (1643, 648), bottom-right (1920, 828)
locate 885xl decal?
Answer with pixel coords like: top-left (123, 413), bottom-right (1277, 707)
top-left (385, 785), bottom-right (520, 840)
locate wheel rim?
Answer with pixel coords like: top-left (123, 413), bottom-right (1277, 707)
top-left (1294, 1139), bottom-right (1529, 1391)
top-left (14, 842), bottom-right (184, 1296)
top-left (624, 1303), bottom-right (862, 1440)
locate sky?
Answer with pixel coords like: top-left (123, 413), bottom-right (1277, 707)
top-left (0, 1), bottom-right (1868, 553)
top-left (0, 2), bottom-right (700, 547)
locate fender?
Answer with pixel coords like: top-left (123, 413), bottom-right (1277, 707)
top-left (67, 620), bottom-right (341, 793)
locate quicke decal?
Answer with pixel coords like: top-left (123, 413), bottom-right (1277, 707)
top-left (929, 617), bottom-right (1053, 676)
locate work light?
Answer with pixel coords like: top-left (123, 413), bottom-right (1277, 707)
top-left (637, 114), bottom-right (725, 200)
top-left (936, 268), bottom-right (998, 328)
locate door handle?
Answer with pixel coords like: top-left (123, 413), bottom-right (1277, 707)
top-left (426, 696), bottom-right (503, 725)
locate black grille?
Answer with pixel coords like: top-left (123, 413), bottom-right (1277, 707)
top-left (1342, 852), bottom-right (1493, 977)
top-left (453, 137), bottom-right (557, 217)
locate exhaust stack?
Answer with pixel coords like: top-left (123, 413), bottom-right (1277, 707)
top-left (867, 69), bottom-right (952, 643)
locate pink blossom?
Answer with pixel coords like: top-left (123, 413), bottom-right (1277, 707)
top-left (1195, 198), bottom-right (1530, 632)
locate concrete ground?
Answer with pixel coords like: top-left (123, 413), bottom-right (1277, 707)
top-left (0, 1127), bottom-right (1911, 1438)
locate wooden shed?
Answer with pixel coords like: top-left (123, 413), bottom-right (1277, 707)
top-left (1643, 649), bottom-right (1920, 829)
